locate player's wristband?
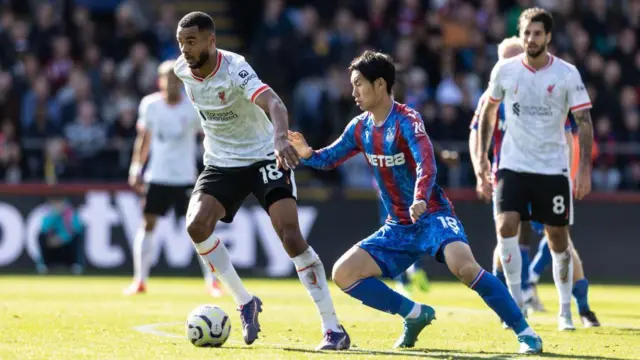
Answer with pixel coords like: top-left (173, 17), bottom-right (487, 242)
top-left (129, 163), bottom-right (142, 177)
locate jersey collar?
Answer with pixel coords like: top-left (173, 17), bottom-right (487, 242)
top-left (190, 50), bottom-right (223, 82)
top-left (521, 53), bottom-right (554, 73)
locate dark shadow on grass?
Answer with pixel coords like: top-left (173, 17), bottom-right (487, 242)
top-left (280, 346), bottom-right (631, 360)
top-left (405, 348), bottom-right (630, 360)
top-left (283, 347), bottom-right (513, 359)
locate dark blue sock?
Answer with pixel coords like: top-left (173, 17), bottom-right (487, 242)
top-left (520, 245), bottom-right (531, 291)
top-left (573, 278), bottom-right (590, 314)
top-left (531, 238), bottom-right (552, 279)
top-left (344, 277), bottom-right (415, 317)
top-left (471, 269), bottom-right (528, 334)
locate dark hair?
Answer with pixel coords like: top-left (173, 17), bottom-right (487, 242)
top-left (518, 7), bottom-right (553, 34)
top-left (178, 11), bottom-right (215, 33)
top-left (348, 50), bottom-right (396, 94)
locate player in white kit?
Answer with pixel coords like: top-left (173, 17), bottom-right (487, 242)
top-left (174, 12), bottom-right (350, 349)
top-left (475, 8), bottom-right (594, 331)
top-left (124, 60), bottom-right (223, 297)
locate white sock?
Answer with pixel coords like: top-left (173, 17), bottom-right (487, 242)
top-left (405, 302), bottom-right (421, 319)
top-left (291, 247), bottom-right (341, 333)
top-left (194, 235), bottom-right (252, 306)
top-left (517, 327), bottom-right (537, 337)
top-left (550, 247), bottom-right (574, 315)
top-left (133, 228), bottom-right (153, 283)
top-left (407, 264), bottom-right (418, 275)
top-left (498, 235), bottom-right (524, 308)
top-left (196, 255), bottom-right (214, 283)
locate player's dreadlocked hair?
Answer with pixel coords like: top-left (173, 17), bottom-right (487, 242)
top-left (179, 11), bottom-right (216, 33)
top-left (518, 7), bottom-right (554, 34)
top-left (349, 50), bottom-right (396, 94)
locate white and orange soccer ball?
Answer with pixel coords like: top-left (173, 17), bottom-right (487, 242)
top-left (186, 304), bottom-right (231, 347)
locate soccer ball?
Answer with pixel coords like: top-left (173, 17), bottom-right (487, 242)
top-left (186, 304), bottom-right (231, 347)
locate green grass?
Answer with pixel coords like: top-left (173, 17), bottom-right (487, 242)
top-left (1, 276), bottom-right (639, 360)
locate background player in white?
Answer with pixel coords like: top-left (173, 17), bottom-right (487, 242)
top-left (471, 38), bottom-right (600, 328)
top-left (174, 12), bottom-right (349, 349)
top-left (475, 8), bottom-right (594, 331)
top-left (124, 60), bottom-right (222, 297)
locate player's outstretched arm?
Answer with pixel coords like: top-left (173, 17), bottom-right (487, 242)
top-left (254, 89), bottom-right (300, 170)
top-left (288, 119), bottom-right (361, 170)
top-left (572, 109), bottom-right (593, 199)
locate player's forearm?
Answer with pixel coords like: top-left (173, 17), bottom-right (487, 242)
top-left (477, 104), bottom-right (497, 157)
top-left (565, 131), bottom-right (574, 172)
top-left (414, 172), bottom-right (435, 203)
top-left (267, 95), bottom-right (290, 140)
top-left (301, 147), bottom-right (357, 170)
top-left (130, 132), bottom-right (149, 174)
top-left (469, 130), bottom-right (479, 172)
top-left (573, 110), bottom-right (593, 171)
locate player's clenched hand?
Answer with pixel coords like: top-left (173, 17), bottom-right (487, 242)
top-left (128, 166), bottom-right (144, 195)
top-left (274, 134), bottom-right (300, 170)
top-left (574, 166), bottom-right (591, 200)
top-left (475, 158), bottom-right (493, 201)
top-left (410, 200), bottom-right (427, 223)
top-left (287, 130), bottom-right (313, 159)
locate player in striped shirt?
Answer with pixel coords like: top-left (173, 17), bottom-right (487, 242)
top-left (289, 50), bottom-right (542, 354)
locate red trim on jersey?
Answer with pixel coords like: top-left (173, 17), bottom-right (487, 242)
top-left (190, 51), bottom-right (223, 82)
top-left (250, 85), bottom-right (271, 103)
top-left (488, 96), bottom-right (502, 103)
top-left (570, 102), bottom-right (592, 112)
top-left (521, 54), bottom-right (554, 73)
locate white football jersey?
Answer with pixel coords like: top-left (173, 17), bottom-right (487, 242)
top-left (486, 53), bottom-right (591, 175)
top-left (174, 49), bottom-right (275, 167)
top-left (137, 92), bottom-right (200, 185)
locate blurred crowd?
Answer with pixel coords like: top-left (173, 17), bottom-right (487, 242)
top-left (0, 0), bottom-right (639, 191)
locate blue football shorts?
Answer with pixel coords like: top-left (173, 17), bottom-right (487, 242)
top-left (358, 211), bottom-right (469, 279)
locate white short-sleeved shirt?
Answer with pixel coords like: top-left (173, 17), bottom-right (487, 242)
top-left (137, 93), bottom-right (200, 185)
top-left (174, 49), bottom-right (274, 168)
top-left (486, 53), bottom-right (591, 175)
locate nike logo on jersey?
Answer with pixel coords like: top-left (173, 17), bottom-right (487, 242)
top-left (365, 153), bottom-right (406, 167)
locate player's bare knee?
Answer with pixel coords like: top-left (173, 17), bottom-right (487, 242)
top-left (331, 260), bottom-right (360, 289)
top-left (142, 215), bottom-right (157, 232)
top-left (545, 226), bottom-right (569, 251)
top-left (186, 216), bottom-right (214, 243)
top-left (457, 261), bottom-right (482, 284)
top-left (496, 213), bottom-right (519, 238)
top-left (275, 223), bottom-right (307, 257)
top-left (518, 221), bottom-right (532, 245)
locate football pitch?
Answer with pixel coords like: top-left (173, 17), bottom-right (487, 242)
top-left (1, 276), bottom-right (639, 360)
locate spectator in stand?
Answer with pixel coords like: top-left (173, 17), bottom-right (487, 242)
top-left (62, 100), bottom-right (108, 180)
top-left (35, 196), bottom-right (84, 275)
top-left (0, 0), bottom-right (637, 190)
top-left (0, 120), bottom-right (21, 183)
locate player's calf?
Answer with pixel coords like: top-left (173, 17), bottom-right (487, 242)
top-left (269, 197), bottom-right (347, 345)
top-left (545, 225), bottom-right (574, 328)
top-left (496, 212), bottom-right (525, 307)
top-left (443, 241), bottom-right (541, 353)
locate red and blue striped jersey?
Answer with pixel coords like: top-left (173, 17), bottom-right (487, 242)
top-left (301, 102), bottom-right (453, 225)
